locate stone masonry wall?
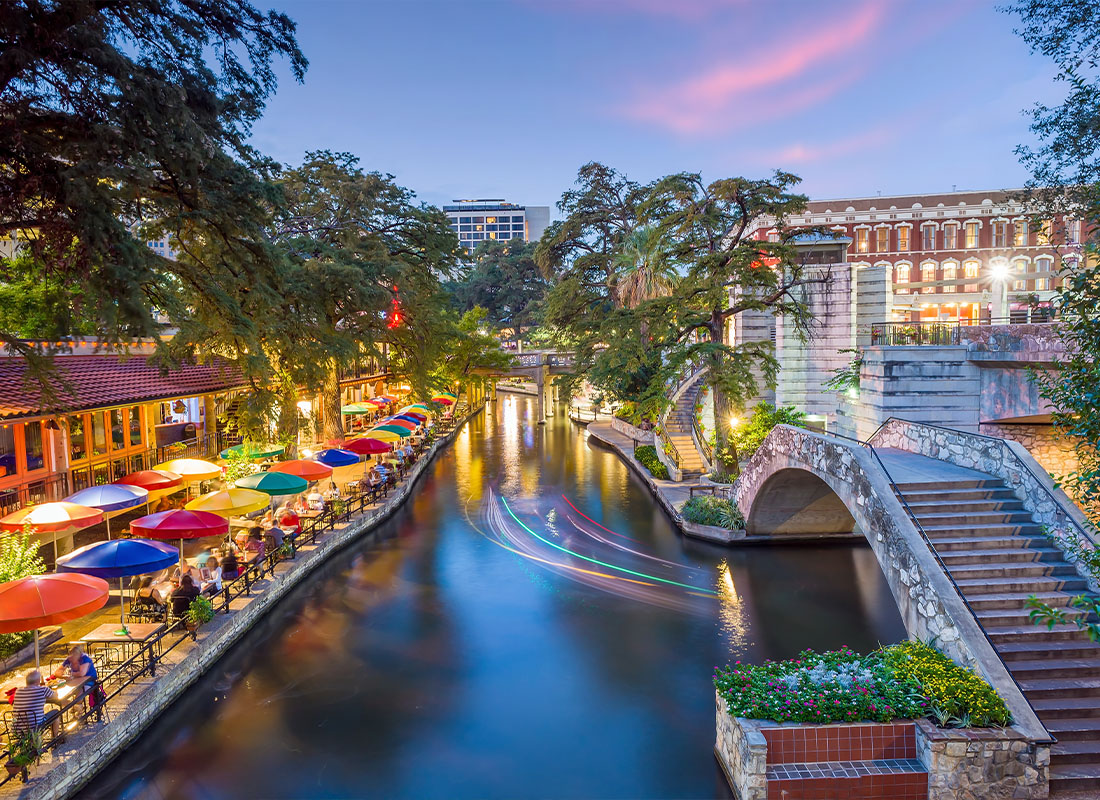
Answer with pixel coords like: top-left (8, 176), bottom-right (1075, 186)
top-left (916, 719), bottom-right (1049, 800)
top-left (979, 422), bottom-right (1080, 494)
top-left (715, 692), bottom-right (767, 800)
top-left (610, 416), bottom-right (654, 443)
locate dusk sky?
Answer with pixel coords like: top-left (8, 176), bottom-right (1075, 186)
top-left (251, 0), bottom-right (1062, 215)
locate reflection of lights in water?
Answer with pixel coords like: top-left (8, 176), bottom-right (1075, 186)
top-left (717, 560), bottom-right (749, 649)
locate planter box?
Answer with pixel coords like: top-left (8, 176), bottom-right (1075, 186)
top-left (715, 692), bottom-right (1050, 800)
top-left (610, 417), bottom-right (654, 443)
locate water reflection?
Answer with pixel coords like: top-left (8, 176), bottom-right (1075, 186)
top-left (82, 397), bottom-right (905, 800)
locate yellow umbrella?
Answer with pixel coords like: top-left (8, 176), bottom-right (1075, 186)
top-left (154, 458), bottom-right (222, 482)
top-left (365, 429), bottom-right (402, 443)
top-left (185, 488), bottom-right (269, 517)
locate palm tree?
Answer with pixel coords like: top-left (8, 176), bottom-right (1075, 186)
top-left (613, 227), bottom-right (677, 308)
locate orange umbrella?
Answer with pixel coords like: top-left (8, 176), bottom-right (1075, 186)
top-left (0, 574), bottom-right (110, 667)
top-left (268, 459), bottom-right (333, 482)
top-left (0, 502), bottom-right (104, 533)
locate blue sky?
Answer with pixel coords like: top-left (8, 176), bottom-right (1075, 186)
top-left (250, 0), bottom-right (1062, 215)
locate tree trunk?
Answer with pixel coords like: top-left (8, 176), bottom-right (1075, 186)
top-left (708, 310), bottom-right (740, 481)
top-left (322, 360), bottom-right (344, 443)
top-left (275, 383), bottom-right (299, 457)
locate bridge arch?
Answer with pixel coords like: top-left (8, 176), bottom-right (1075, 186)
top-left (746, 467), bottom-right (856, 537)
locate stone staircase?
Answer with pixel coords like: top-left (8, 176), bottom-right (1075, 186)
top-left (896, 473), bottom-right (1100, 798)
top-left (663, 374), bottom-right (707, 479)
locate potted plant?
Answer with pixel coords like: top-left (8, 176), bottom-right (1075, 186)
top-left (5, 728), bottom-right (44, 782)
top-left (277, 542), bottom-right (294, 561)
top-left (185, 595), bottom-right (215, 633)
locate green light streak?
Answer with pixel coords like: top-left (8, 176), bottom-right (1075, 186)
top-left (501, 497), bottom-right (717, 596)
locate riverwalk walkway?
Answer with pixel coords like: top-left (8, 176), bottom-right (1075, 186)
top-left (0, 403), bottom-right (483, 800)
top-left (584, 421), bottom-right (694, 521)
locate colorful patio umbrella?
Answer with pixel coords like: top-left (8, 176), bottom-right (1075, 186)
top-left (405, 404), bottom-right (432, 412)
top-left (154, 458), bottom-right (222, 482)
top-left (431, 396), bottom-right (455, 405)
top-left (268, 459), bottom-right (333, 481)
top-left (234, 471), bottom-right (309, 496)
top-left (372, 424), bottom-right (413, 438)
top-left (65, 484), bottom-right (149, 540)
top-left (343, 438), bottom-right (392, 455)
top-left (398, 410), bottom-right (428, 422)
top-left (0, 574), bottom-right (110, 667)
top-left (219, 443), bottom-right (285, 460)
top-left (367, 398), bottom-right (390, 406)
top-left (341, 403), bottom-right (375, 414)
top-left (56, 538), bottom-right (179, 631)
top-left (363, 429), bottom-right (402, 443)
top-left (390, 415), bottom-right (423, 426)
top-left (130, 509), bottom-right (228, 541)
top-left (185, 488), bottom-right (269, 517)
top-left (382, 418), bottom-right (417, 430)
top-left (115, 470), bottom-right (183, 492)
top-left (312, 448), bottom-right (360, 468)
top-left (0, 502), bottom-right (105, 562)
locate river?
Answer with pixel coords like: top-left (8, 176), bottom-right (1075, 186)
top-left (81, 394), bottom-right (906, 799)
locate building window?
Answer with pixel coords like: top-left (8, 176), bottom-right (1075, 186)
top-left (942, 261), bottom-right (958, 291)
top-left (897, 227), bottom-right (909, 251)
top-left (895, 264), bottom-right (910, 293)
top-left (993, 221), bottom-right (1008, 248)
top-left (963, 260), bottom-right (980, 292)
top-left (23, 421), bottom-right (44, 472)
top-left (128, 407), bottom-right (142, 447)
top-left (876, 228), bottom-right (889, 252)
top-left (767, 231), bottom-right (780, 243)
top-left (1067, 220), bottom-right (1081, 244)
top-left (110, 409), bottom-right (125, 450)
top-left (965, 222), bottom-right (979, 248)
top-left (1014, 220), bottom-right (1027, 246)
top-left (0, 425), bottom-right (15, 478)
top-left (1037, 220), bottom-right (1052, 245)
top-left (68, 415), bottom-right (86, 462)
top-left (1012, 258), bottom-right (1029, 291)
top-left (91, 412), bottom-right (107, 457)
top-left (856, 229), bottom-right (869, 253)
top-left (921, 225), bottom-right (935, 250)
top-left (944, 223), bottom-right (958, 250)
top-left (921, 262), bottom-right (936, 284)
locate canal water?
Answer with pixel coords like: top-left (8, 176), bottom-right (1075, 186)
top-left (81, 395), bottom-right (906, 800)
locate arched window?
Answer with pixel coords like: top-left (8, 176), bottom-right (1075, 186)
top-left (963, 260), bottom-right (980, 292)
top-left (895, 263), bottom-right (910, 294)
top-left (1012, 258), bottom-right (1029, 291)
top-left (921, 261), bottom-right (937, 285)
top-left (1035, 257), bottom-right (1053, 291)
top-left (942, 261), bottom-right (958, 292)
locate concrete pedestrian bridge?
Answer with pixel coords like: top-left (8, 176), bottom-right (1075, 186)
top-left (733, 418), bottom-right (1100, 796)
top-left (486, 350), bottom-right (576, 420)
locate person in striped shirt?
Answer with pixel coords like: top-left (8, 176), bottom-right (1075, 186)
top-left (11, 671), bottom-right (61, 739)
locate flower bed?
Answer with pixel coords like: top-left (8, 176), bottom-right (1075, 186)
top-left (714, 642), bottom-right (1010, 728)
top-left (634, 444), bottom-right (669, 480)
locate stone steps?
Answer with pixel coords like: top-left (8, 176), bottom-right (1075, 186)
top-left (986, 623), bottom-right (1089, 644)
top-left (976, 607), bottom-right (1090, 627)
top-left (1050, 763), bottom-right (1100, 794)
top-left (948, 562), bottom-right (1078, 580)
top-left (912, 511), bottom-right (1038, 526)
top-left (907, 498), bottom-right (1027, 514)
top-left (932, 535), bottom-right (1052, 552)
top-left (1019, 676), bottom-right (1100, 700)
top-left (902, 487), bottom-right (1021, 503)
top-left (1009, 658), bottom-right (1100, 680)
top-left (1045, 718), bottom-right (1100, 740)
top-left (923, 522), bottom-right (1046, 537)
top-left (999, 640), bottom-right (1100, 661)
top-left (938, 547), bottom-right (1065, 564)
top-left (966, 590), bottom-right (1080, 612)
top-left (955, 575), bottom-right (1089, 595)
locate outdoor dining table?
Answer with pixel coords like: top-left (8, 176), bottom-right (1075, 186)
top-left (80, 622), bottom-right (164, 674)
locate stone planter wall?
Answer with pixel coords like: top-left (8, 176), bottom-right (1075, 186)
top-left (715, 694), bottom-right (767, 800)
top-left (916, 719), bottom-right (1048, 800)
top-left (609, 417), bottom-right (654, 443)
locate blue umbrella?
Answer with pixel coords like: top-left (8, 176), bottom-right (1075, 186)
top-left (56, 538), bottom-right (179, 630)
top-left (313, 448), bottom-right (360, 468)
top-left (65, 484), bottom-right (150, 539)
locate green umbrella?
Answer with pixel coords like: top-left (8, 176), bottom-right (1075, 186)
top-left (234, 471), bottom-right (308, 496)
top-left (220, 443), bottom-right (285, 460)
top-left (341, 403), bottom-right (375, 414)
top-left (372, 424), bottom-right (413, 438)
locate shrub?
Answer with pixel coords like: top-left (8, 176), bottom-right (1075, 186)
top-left (714, 642), bottom-right (1011, 728)
top-left (731, 402), bottom-right (807, 460)
top-left (634, 444), bottom-right (669, 480)
top-left (186, 596), bottom-right (215, 627)
top-left (882, 640), bottom-right (1011, 727)
top-left (682, 495), bottom-right (744, 529)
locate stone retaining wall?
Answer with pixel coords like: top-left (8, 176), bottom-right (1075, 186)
top-left (916, 719), bottom-right (1048, 800)
top-left (714, 694), bottom-right (767, 800)
top-left (32, 404), bottom-right (485, 800)
top-left (609, 417), bottom-right (654, 443)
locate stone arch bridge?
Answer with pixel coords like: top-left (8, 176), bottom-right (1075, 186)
top-left (480, 350), bottom-right (575, 422)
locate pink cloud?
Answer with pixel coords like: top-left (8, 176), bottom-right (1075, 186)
top-left (620, 0), bottom-right (886, 135)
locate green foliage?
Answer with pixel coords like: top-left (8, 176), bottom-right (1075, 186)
top-left (634, 445), bottom-right (670, 480)
top-left (681, 495), bottom-right (744, 529)
top-left (612, 401), bottom-right (657, 427)
top-left (8, 727), bottom-right (44, 768)
top-left (824, 348), bottom-right (863, 394)
top-left (729, 402), bottom-right (808, 461)
top-left (0, 525), bottom-right (44, 659)
top-left (715, 642), bottom-right (1010, 727)
top-left (450, 240), bottom-right (550, 338)
top-left (221, 449), bottom-right (257, 485)
top-left (186, 596), bottom-right (216, 627)
top-left (1027, 526), bottom-right (1100, 640)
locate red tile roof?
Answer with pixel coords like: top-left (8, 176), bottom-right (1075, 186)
top-left (0, 354), bottom-right (247, 420)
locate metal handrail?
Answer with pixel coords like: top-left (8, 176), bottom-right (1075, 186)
top-left (815, 425), bottom-right (1056, 743)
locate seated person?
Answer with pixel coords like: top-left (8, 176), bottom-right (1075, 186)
top-left (259, 509), bottom-right (276, 530)
top-left (306, 489), bottom-right (324, 512)
top-left (220, 547), bottom-right (240, 580)
top-left (12, 670), bottom-right (62, 739)
top-left (265, 524), bottom-right (284, 551)
top-left (170, 574), bottom-right (200, 618)
top-left (277, 504), bottom-right (300, 537)
top-left (401, 443), bottom-right (415, 462)
top-left (171, 556), bottom-right (201, 587)
top-left (324, 480), bottom-right (340, 500)
top-left (52, 645), bottom-right (97, 691)
top-left (244, 527), bottom-right (266, 568)
top-left (199, 555), bottom-right (223, 596)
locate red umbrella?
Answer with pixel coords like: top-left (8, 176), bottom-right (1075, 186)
top-left (268, 459), bottom-right (333, 481)
top-left (367, 398), bottom-right (389, 406)
top-left (0, 573), bottom-right (110, 667)
top-left (381, 418), bottom-right (417, 431)
top-left (131, 509), bottom-right (228, 540)
top-left (344, 438), bottom-right (392, 455)
top-left (114, 470), bottom-right (183, 492)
